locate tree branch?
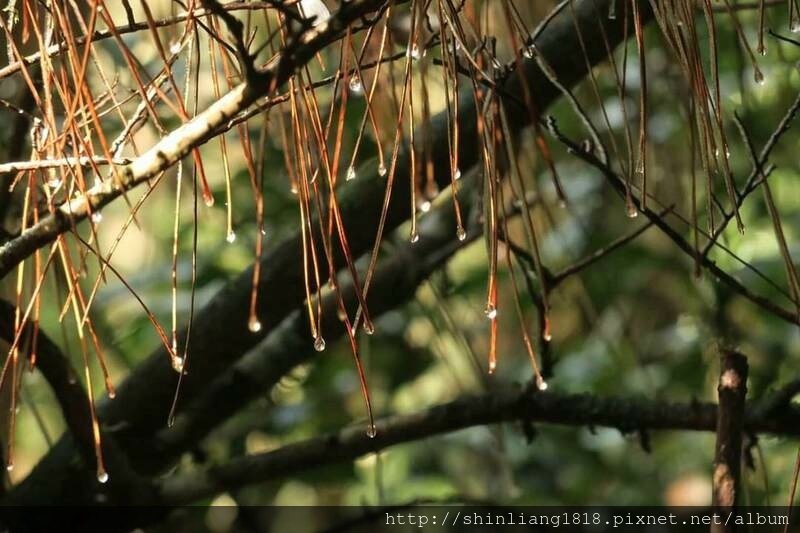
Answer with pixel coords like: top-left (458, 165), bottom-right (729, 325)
top-left (547, 122), bottom-right (800, 327)
top-left (0, 0), bottom-right (393, 280)
top-left (159, 384), bottom-right (800, 506)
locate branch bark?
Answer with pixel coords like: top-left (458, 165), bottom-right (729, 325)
top-left (712, 350), bottom-right (748, 532)
top-left (159, 384), bottom-right (800, 507)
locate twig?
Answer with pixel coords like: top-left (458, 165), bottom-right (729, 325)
top-left (0, 156), bottom-right (133, 174)
top-left (702, 89), bottom-right (800, 257)
top-left (548, 122), bottom-right (800, 327)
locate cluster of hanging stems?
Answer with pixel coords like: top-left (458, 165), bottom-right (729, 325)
top-left (0, 0), bottom-right (796, 485)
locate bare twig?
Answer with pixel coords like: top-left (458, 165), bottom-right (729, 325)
top-left (548, 122), bottom-right (800, 327)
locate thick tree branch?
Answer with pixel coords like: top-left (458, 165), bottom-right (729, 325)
top-left (158, 384), bottom-right (800, 506)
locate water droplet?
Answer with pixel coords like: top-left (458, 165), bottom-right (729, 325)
top-left (758, 45), bottom-right (767, 56)
top-left (536, 376), bottom-right (548, 391)
top-left (226, 230), bottom-right (236, 244)
top-left (290, 185), bottom-right (298, 195)
top-left (169, 41), bottom-right (182, 55)
top-left (108, 390), bottom-right (116, 399)
top-left (5, 462), bottom-right (13, 472)
top-left (346, 166), bottom-right (357, 181)
top-left (363, 321), bottom-right (375, 335)
top-left (97, 470), bottom-right (109, 484)
top-left (754, 69), bottom-right (765, 85)
top-left (543, 319), bottom-right (552, 342)
top-left (366, 424), bottom-right (377, 438)
top-left (90, 211), bottom-right (103, 224)
top-left (456, 226), bottom-right (467, 242)
top-left (523, 45), bottom-right (535, 59)
top-left (47, 177), bottom-right (62, 189)
top-left (204, 194), bottom-right (215, 207)
top-left (408, 43), bottom-right (421, 60)
top-left (410, 231), bottom-right (420, 244)
top-left (336, 307), bottom-right (347, 321)
top-left (248, 316), bottom-right (262, 333)
top-left (171, 356), bottom-right (184, 373)
top-left (419, 200), bottom-right (431, 213)
top-left (313, 336), bottom-right (326, 352)
top-left (488, 359), bottom-right (497, 374)
top-left (485, 304), bottom-right (497, 320)
top-left (608, 2), bottom-right (616, 19)
top-left (167, 414), bottom-right (176, 428)
top-left (626, 203), bottom-right (639, 218)
top-left (792, 20), bottom-right (800, 33)
top-left (348, 75), bottom-right (363, 94)
top-left (378, 162), bottom-right (387, 177)
top-left (453, 168), bottom-right (462, 180)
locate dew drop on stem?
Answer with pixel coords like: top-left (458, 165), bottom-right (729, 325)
top-left (536, 376), bottom-right (548, 391)
top-left (346, 166), bottom-right (357, 181)
top-left (171, 356), bottom-right (184, 374)
top-left (410, 231), bottom-right (420, 244)
top-left (485, 304), bottom-right (497, 320)
top-left (378, 162), bottom-right (387, 177)
top-left (97, 470), bottom-right (109, 484)
top-left (248, 316), bottom-right (262, 333)
top-left (363, 321), bottom-right (375, 335)
top-left (348, 75), bottom-right (363, 95)
top-left (625, 195), bottom-right (638, 218)
top-left (456, 226), bottom-right (467, 242)
top-left (313, 336), bottom-right (326, 352)
top-left (523, 45), bottom-right (534, 59)
top-left (366, 424), bottom-right (377, 438)
top-left (226, 230), bottom-right (236, 244)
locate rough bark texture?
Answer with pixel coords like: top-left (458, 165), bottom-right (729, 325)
top-left (711, 350), bottom-right (748, 533)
